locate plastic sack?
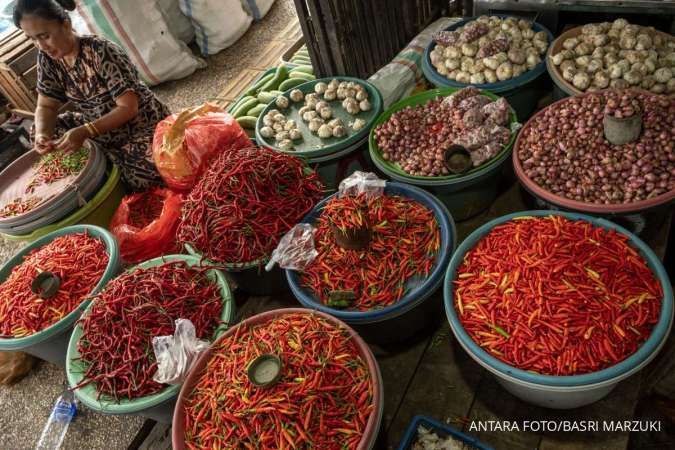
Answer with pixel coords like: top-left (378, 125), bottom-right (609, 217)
top-left (152, 103), bottom-right (251, 191)
top-left (179, 0), bottom-right (252, 55)
top-left (158, 0), bottom-right (194, 43)
top-left (338, 171), bottom-right (386, 198)
top-left (240, 0), bottom-right (276, 20)
top-left (152, 319), bottom-right (209, 385)
top-left (265, 224), bottom-right (318, 272)
top-left (110, 188), bottom-right (183, 264)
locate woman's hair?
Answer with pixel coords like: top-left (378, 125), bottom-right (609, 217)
top-left (13, 0), bottom-right (76, 28)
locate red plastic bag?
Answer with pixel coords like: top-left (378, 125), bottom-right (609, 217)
top-left (152, 103), bottom-right (250, 191)
top-left (110, 188), bottom-right (183, 264)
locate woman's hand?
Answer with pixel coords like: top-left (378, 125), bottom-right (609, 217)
top-left (54, 126), bottom-right (90, 153)
top-left (34, 134), bottom-right (55, 155)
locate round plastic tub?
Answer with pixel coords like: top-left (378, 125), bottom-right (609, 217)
top-left (0, 225), bottom-right (120, 366)
top-left (369, 88), bottom-right (518, 221)
top-left (444, 210), bottom-right (674, 409)
top-left (2, 164), bottom-right (126, 242)
top-left (172, 308), bottom-right (384, 449)
top-left (286, 182), bottom-right (456, 344)
top-left (512, 92), bottom-right (675, 236)
top-left (422, 15), bottom-right (554, 121)
top-left (66, 254), bottom-right (235, 423)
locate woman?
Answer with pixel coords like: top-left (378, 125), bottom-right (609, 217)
top-left (14, 0), bottom-right (171, 191)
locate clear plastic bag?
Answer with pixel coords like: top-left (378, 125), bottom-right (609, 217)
top-left (441, 86), bottom-right (480, 110)
top-left (152, 319), bottom-right (209, 385)
top-left (338, 171), bottom-right (386, 198)
top-left (482, 98), bottom-right (511, 126)
top-left (265, 224), bottom-right (318, 272)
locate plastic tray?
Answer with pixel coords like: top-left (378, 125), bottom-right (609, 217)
top-left (255, 77), bottom-right (383, 157)
top-left (397, 415), bottom-right (493, 450)
top-left (368, 87), bottom-right (518, 183)
top-left (422, 15), bottom-right (553, 93)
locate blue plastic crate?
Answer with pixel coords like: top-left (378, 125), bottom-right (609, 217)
top-left (397, 415), bottom-right (493, 450)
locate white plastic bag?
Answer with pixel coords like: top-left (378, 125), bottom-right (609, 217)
top-left (240, 0), bottom-right (276, 21)
top-left (265, 224), bottom-right (318, 272)
top-left (158, 0), bottom-right (194, 43)
top-left (76, 0), bottom-right (205, 85)
top-left (180, 0), bottom-right (252, 56)
top-left (152, 319), bottom-right (209, 385)
top-left (338, 171), bottom-right (386, 199)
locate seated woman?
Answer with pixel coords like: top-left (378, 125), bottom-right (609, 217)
top-left (14, 0), bottom-right (171, 191)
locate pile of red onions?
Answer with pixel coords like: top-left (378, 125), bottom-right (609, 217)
top-left (518, 90), bottom-right (675, 204)
top-left (604, 90), bottom-right (641, 119)
top-left (373, 88), bottom-right (512, 177)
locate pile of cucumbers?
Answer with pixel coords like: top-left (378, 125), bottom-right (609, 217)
top-left (231, 63), bottom-right (315, 135)
top-left (288, 45), bottom-right (311, 66)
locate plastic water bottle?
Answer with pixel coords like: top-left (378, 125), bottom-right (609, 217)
top-left (35, 390), bottom-right (77, 450)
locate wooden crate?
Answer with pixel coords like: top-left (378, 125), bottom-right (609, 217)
top-left (0, 30), bottom-right (38, 111)
top-left (292, 0), bottom-right (449, 79)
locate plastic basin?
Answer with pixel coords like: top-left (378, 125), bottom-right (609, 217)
top-left (307, 136), bottom-right (372, 191)
top-left (172, 308), bottom-right (384, 450)
top-left (369, 88), bottom-right (518, 221)
top-left (396, 415), bottom-right (493, 450)
top-left (286, 181), bottom-right (456, 344)
top-left (66, 254), bottom-right (235, 423)
top-left (422, 15), bottom-right (554, 121)
top-left (1, 164), bottom-right (126, 242)
top-left (0, 225), bottom-right (120, 366)
top-left (512, 91), bottom-right (675, 236)
top-left (444, 210), bottom-right (674, 409)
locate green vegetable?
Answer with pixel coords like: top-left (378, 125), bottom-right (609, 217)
top-left (246, 72), bottom-right (274, 96)
top-left (247, 104), bottom-right (266, 117)
top-left (231, 97), bottom-right (258, 118)
top-left (260, 65), bottom-right (289, 92)
top-left (291, 56), bottom-right (311, 65)
top-left (257, 91), bottom-right (280, 103)
top-left (278, 78), bottom-right (307, 91)
top-left (289, 65), bottom-right (314, 75)
top-left (288, 72), bottom-right (316, 81)
top-left (236, 116), bottom-right (258, 129)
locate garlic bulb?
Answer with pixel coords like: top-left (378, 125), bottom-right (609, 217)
top-left (308, 118), bottom-right (323, 133)
top-left (314, 82), bottom-right (328, 94)
top-left (319, 107), bottom-right (333, 120)
top-left (317, 124), bottom-right (333, 139)
top-left (275, 96), bottom-right (289, 109)
top-left (260, 126), bottom-right (274, 138)
top-left (359, 99), bottom-right (372, 112)
top-left (351, 118), bottom-right (366, 131)
top-left (324, 90), bottom-right (337, 101)
top-left (332, 125), bottom-right (346, 138)
top-left (278, 139), bottom-right (293, 150)
top-left (289, 89), bottom-right (304, 103)
top-left (289, 129), bottom-right (303, 141)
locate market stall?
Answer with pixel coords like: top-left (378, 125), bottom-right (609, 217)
top-left (0, 2), bottom-right (673, 449)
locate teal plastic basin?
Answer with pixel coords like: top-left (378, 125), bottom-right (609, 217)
top-left (0, 225), bottom-right (120, 365)
top-left (66, 254), bottom-right (235, 423)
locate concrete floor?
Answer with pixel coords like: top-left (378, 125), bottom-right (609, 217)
top-left (0, 1), bottom-right (297, 448)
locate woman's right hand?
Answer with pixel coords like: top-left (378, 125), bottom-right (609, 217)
top-left (34, 134), bottom-right (55, 155)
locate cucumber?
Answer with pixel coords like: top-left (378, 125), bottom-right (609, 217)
top-left (247, 104), bottom-right (266, 117)
top-left (257, 91), bottom-right (280, 103)
top-left (291, 56), bottom-right (311, 64)
top-left (236, 116), bottom-right (258, 129)
top-left (246, 72), bottom-right (274, 96)
top-left (288, 71), bottom-right (316, 81)
top-left (231, 97), bottom-right (258, 118)
top-left (289, 65), bottom-right (314, 75)
top-left (260, 65), bottom-right (289, 92)
top-left (278, 78), bottom-right (307, 91)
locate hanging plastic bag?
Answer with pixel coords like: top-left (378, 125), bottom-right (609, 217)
top-left (338, 171), bottom-right (386, 198)
top-left (265, 224), bottom-right (318, 272)
top-left (152, 103), bottom-right (251, 191)
top-left (152, 319), bottom-right (209, 385)
top-left (110, 188), bottom-right (183, 264)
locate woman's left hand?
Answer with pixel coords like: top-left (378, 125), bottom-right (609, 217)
top-left (54, 126), bottom-right (90, 153)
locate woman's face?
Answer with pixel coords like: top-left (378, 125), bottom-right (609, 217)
top-left (20, 15), bottom-right (75, 59)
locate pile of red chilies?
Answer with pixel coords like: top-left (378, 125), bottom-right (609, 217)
top-left (0, 233), bottom-right (107, 337)
top-left (26, 147), bottom-right (89, 194)
top-left (302, 193), bottom-right (441, 310)
top-left (0, 196), bottom-right (43, 218)
top-left (454, 216), bottom-right (662, 375)
top-left (183, 313), bottom-right (373, 450)
top-left (177, 146), bottom-right (324, 265)
top-left (128, 190), bottom-right (166, 229)
top-left (74, 261), bottom-right (222, 400)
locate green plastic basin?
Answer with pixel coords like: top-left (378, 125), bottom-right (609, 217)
top-left (369, 88), bottom-right (518, 221)
top-left (0, 225), bottom-right (120, 365)
top-left (66, 254), bottom-right (235, 423)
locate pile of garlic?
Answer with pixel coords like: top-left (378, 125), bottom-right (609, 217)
top-left (550, 19), bottom-right (675, 93)
top-left (429, 15), bottom-right (549, 84)
top-left (260, 109), bottom-right (303, 151)
top-left (300, 79), bottom-right (370, 138)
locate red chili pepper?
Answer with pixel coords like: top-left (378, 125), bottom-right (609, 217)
top-left (73, 261), bottom-right (223, 401)
top-left (0, 232), bottom-right (108, 337)
top-left (455, 216), bottom-right (662, 376)
top-left (177, 146), bottom-right (324, 266)
top-left (183, 312), bottom-right (373, 450)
